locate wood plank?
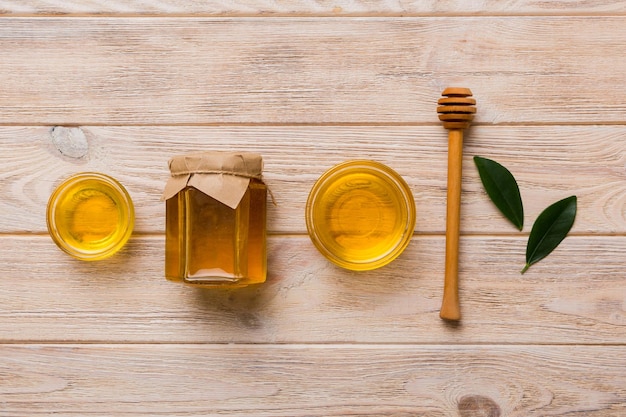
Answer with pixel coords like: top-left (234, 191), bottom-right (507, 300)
top-left (1, 235), bottom-right (624, 344)
top-left (1, 17), bottom-right (626, 125)
top-left (0, 344), bottom-right (624, 416)
top-left (1, 0), bottom-right (626, 16)
top-left (1, 125), bottom-right (624, 234)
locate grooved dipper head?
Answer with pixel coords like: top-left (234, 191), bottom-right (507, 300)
top-left (437, 87), bottom-right (476, 130)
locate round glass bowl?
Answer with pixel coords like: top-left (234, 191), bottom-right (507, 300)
top-left (306, 160), bottom-right (415, 271)
top-left (46, 173), bottom-right (135, 261)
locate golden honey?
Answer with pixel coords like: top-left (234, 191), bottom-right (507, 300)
top-left (163, 152), bottom-right (267, 287)
top-left (46, 173), bottom-right (135, 260)
top-left (306, 160), bottom-right (415, 271)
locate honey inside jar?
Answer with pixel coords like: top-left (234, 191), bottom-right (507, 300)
top-left (165, 180), bottom-right (267, 285)
top-left (47, 173), bottom-right (135, 260)
top-left (306, 160), bottom-right (415, 271)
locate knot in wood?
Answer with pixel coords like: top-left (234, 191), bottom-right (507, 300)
top-left (50, 126), bottom-right (89, 159)
top-left (458, 395), bottom-right (501, 417)
top-left (437, 87), bottom-right (476, 130)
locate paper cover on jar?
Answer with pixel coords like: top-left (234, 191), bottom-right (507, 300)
top-left (162, 151), bottom-right (263, 209)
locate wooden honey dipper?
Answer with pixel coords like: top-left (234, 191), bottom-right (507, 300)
top-left (437, 87), bottom-right (476, 321)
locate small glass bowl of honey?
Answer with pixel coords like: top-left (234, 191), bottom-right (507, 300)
top-left (305, 160), bottom-right (415, 271)
top-left (46, 172), bottom-right (135, 261)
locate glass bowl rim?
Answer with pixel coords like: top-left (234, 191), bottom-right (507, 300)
top-left (46, 172), bottom-right (135, 261)
top-left (305, 160), bottom-right (416, 271)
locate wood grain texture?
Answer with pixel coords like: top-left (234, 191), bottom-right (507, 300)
top-left (1, 235), bottom-right (624, 344)
top-left (0, 344), bottom-right (624, 416)
top-left (1, 0), bottom-right (626, 16)
top-left (1, 125), bottom-right (624, 234)
top-left (1, 5), bottom-right (625, 415)
top-left (1, 17), bottom-right (626, 125)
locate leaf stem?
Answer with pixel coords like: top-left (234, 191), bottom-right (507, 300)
top-left (521, 263), bottom-right (530, 274)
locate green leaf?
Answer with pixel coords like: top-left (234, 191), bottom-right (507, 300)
top-left (522, 196), bottom-right (577, 274)
top-left (474, 156), bottom-right (524, 231)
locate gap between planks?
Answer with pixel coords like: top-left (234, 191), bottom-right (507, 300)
top-left (0, 342), bottom-right (624, 347)
top-left (3, 12), bottom-right (626, 18)
top-left (1, 122), bottom-right (625, 128)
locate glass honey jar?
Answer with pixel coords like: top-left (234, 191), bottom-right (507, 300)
top-left (162, 151), bottom-right (267, 287)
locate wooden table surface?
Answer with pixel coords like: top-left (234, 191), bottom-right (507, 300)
top-left (1, 1), bottom-right (625, 416)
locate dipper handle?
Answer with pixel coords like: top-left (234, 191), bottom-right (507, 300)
top-left (437, 88), bottom-right (475, 321)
